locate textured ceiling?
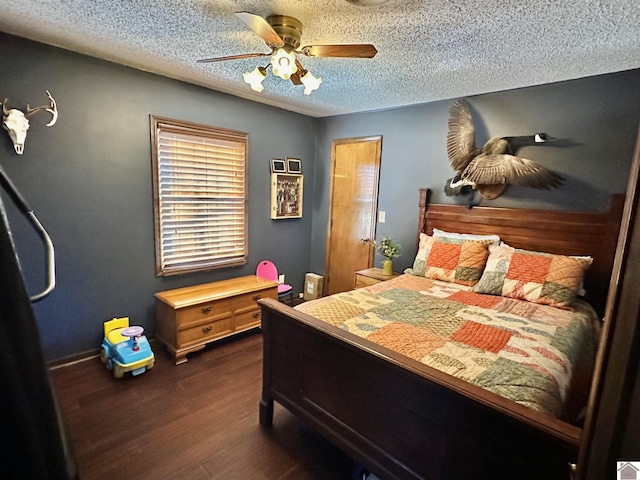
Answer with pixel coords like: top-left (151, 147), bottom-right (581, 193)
top-left (0, 0), bottom-right (638, 117)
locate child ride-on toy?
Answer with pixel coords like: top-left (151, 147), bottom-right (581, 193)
top-left (100, 317), bottom-right (154, 378)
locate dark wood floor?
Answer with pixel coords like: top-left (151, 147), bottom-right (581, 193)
top-left (50, 331), bottom-right (356, 480)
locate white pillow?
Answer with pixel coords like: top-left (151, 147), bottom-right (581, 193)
top-left (432, 228), bottom-right (500, 245)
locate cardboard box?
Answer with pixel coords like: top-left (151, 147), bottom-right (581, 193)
top-left (304, 273), bottom-right (324, 301)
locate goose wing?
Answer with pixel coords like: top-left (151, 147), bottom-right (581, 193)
top-left (447, 100), bottom-right (479, 172)
top-left (463, 154), bottom-right (564, 189)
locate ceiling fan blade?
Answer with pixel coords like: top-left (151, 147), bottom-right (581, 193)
top-left (300, 44), bottom-right (378, 58)
top-left (197, 52), bottom-right (270, 64)
top-left (236, 11), bottom-right (284, 47)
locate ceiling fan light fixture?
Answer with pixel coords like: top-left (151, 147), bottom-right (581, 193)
top-left (201, 12), bottom-right (377, 96)
top-left (301, 71), bottom-right (322, 95)
top-left (243, 66), bottom-right (267, 92)
top-left (271, 47), bottom-right (298, 80)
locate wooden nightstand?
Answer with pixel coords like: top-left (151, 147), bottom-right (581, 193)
top-left (354, 268), bottom-right (401, 288)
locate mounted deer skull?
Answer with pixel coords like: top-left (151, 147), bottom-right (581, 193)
top-left (2, 90), bottom-right (58, 155)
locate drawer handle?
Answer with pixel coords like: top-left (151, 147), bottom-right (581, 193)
top-left (252, 312), bottom-right (260, 318)
top-left (252, 294), bottom-right (261, 301)
top-left (201, 307), bottom-right (212, 314)
top-left (202, 326), bottom-right (212, 334)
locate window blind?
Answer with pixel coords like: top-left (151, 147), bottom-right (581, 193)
top-left (151, 117), bottom-right (248, 275)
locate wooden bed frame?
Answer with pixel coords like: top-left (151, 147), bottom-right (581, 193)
top-left (258, 189), bottom-right (624, 480)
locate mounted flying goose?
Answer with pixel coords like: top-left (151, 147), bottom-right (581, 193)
top-left (445, 100), bottom-right (564, 200)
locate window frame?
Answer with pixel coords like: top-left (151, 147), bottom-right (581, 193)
top-left (150, 115), bottom-right (249, 276)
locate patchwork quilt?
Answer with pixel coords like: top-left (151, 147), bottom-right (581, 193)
top-left (296, 274), bottom-right (600, 418)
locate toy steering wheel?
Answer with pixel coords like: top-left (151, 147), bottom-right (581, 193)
top-left (121, 326), bottom-right (144, 338)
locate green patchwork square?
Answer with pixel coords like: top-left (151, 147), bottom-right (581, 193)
top-left (541, 281), bottom-right (574, 304)
top-left (455, 265), bottom-right (482, 283)
top-left (410, 258), bottom-right (426, 276)
top-left (473, 270), bottom-right (506, 295)
top-left (472, 357), bottom-right (562, 416)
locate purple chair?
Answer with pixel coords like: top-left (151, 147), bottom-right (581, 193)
top-left (256, 260), bottom-right (294, 304)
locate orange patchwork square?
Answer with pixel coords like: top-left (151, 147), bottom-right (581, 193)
top-left (459, 240), bottom-right (491, 268)
top-left (367, 322), bottom-right (446, 361)
top-left (507, 253), bottom-right (552, 284)
top-left (426, 242), bottom-right (461, 269)
top-left (546, 255), bottom-right (590, 288)
top-left (447, 291), bottom-right (503, 309)
top-left (451, 321), bottom-right (512, 354)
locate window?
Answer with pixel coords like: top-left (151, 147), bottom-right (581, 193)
top-left (150, 116), bottom-right (248, 276)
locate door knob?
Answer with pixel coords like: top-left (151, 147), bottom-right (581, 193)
top-left (360, 238), bottom-right (371, 244)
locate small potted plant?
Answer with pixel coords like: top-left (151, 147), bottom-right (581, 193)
top-left (375, 234), bottom-right (401, 275)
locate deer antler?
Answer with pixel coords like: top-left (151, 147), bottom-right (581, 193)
top-left (25, 90), bottom-right (58, 126)
top-left (1, 98), bottom-right (8, 116)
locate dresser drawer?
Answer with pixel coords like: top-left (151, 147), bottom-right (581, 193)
top-left (354, 268), bottom-right (401, 289)
top-left (355, 274), bottom-right (381, 288)
top-left (235, 309), bottom-right (262, 330)
top-left (176, 298), bottom-right (233, 327)
top-left (233, 290), bottom-right (270, 313)
top-left (178, 318), bottom-right (233, 347)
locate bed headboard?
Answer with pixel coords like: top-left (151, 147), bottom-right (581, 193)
top-left (417, 188), bottom-right (625, 316)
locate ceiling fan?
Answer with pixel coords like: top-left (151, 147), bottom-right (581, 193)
top-left (197, 12), bottom-right (378, 95)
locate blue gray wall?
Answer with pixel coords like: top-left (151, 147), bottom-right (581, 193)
top-left (1, 32), bottom-right (638, 361)
top-left (0, 33), bottom-right (316, 360)
top-left (310, 71), bottom-right (640, 274)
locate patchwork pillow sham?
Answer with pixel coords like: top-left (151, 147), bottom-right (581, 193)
top-left (405, 233), bottom-right (434, 276)
top-left (432, 228), bottom-right (501, 245)
top-left (472, 244), bottom-right (593, 308)
top-left (423, 237), bottom-right (492, 286)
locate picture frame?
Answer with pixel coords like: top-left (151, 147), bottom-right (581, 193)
top-left (286, 158), bottom-right (302, 174)
top-left (270, 158), bottom-right (286, 173)
top-left (271, 173), bottom-right (303, 219)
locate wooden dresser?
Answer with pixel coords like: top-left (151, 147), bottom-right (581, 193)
top-left (354, 267), bottom-right (401, 288)
top-left (154, 275), bottom-right (278, 364)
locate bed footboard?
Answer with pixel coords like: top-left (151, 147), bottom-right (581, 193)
top-left (259, 297), bottom-right (580, 480)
